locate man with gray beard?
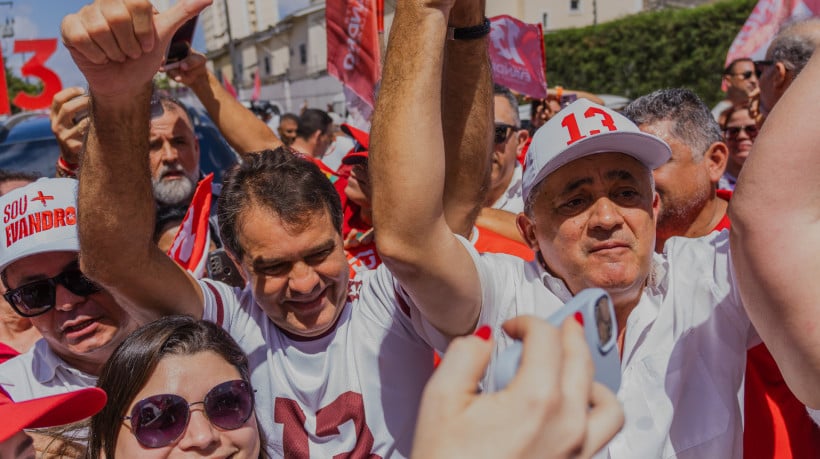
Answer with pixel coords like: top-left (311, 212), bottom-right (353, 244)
top-left (622, 88), bottom-right (730, 252)
top-left (149, 97), bottom-right (203, 206)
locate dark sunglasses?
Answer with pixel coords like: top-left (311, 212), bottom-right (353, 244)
top-left (3, 265), bottom-right (102, 317)
top-left (123, 380), bottom-right (255, 449)
top-left (728, 70), bottom-right (755, 80)
top-left (754, 60), bottom-right (775, 78)
top-left (724, 124), bottom-right (759, 140)
top-left (494, 123), bottom-right (517, 144)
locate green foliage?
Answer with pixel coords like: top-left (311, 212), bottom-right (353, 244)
top-left (545, 0), bottom-right (758, 106)
top-left (6, 65), bottom-right (43, 114)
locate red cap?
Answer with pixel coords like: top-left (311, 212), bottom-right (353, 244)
top-left (340, 123), bottom-right (370, 165)
top-left (0, 386), bottom-right (107, 442)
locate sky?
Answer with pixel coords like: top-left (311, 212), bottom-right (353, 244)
top-left (7, 0), bottom-right (308, 89)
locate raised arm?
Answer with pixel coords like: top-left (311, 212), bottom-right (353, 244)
top-left (165, 50), bottom-right (282, 155)
top-left (371, 0), bottom-right (489, 338)
top-left (63, 0), bottom-right (210, 321)
top-left (729, 51), bottom-right (820, 407)
top-left (441, 3), bottom-right (494, 237)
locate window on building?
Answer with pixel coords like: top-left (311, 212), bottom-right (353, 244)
top-left (299, 44), bottom-right (307, 65)
top-left (542, 12), bottom-right (548, 29)
top-left (570, 0), bottom-right (580, 11)
top-left (264, 56), bottom-right (271, 75)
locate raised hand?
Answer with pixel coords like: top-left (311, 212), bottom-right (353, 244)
top-left (61, 0), bottom-right (212, 99)
top-left (412, 316), bottom-right (624, 459)
top-left (49, 86), bottom-right (89, 165)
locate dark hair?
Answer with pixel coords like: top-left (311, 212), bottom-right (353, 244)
top-left (279, 112), bottom-right (299, 124)
top-left (493, 83), bottom-right (521, 127)
top-left (153, 204), bottom-right (189, 243)
top-left (295, 108), bottom-right (333, 140)
top-left (156, 95), bottom-right (194, 126)
top-left (88, 316), bottom-right (259, 458)
top-left (723, 57), bottom-right (753, 75)
top-left (622, 88), bottom-right (722, 161)
top-left (0, 169), bottom-right (39, 194)
top-left (217, 147), bottom-right (343, 261)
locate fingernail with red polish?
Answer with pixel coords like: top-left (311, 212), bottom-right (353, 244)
top-left (474, 325), bottom-right (491, 341)
top-left (573, 311), bottom-right (584, 326)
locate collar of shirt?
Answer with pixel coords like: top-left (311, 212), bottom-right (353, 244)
top-left (31, 340), bottom-right (96, 385)
top-left (492, 163), bottom-right (524, 211)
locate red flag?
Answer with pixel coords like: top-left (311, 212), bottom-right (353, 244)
top-left (327, 0), bottom-right (381, 109)
top-left (168, 173), bottom-right (213, 278)
top-left (376, 0), bottom-right (384, 33)
top-left (723, 0), bottom-right (820, 89)
top-left (488, 15), bottom-right (547, 99)
top-left (251, 71), bottom-right (261, 101)
top-left (223, 76), bottom-right (238, 99)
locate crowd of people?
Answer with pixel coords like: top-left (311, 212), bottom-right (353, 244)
top-left (0, 0), bottom-right (818, 457)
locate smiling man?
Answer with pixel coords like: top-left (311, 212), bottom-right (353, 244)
top-left (0, 178), bottom-right (137, 401)
top-left (63, 0), bottom-right (493, 456)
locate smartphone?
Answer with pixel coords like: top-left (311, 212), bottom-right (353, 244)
top-left (206, 249), bottom-right (246, 289)
top-left (491, 288), bottom-right (621, 393)
top-left (164, 15), bottom-right (198, 69)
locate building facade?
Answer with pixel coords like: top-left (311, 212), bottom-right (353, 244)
top-left (197, 0), bottom-right (712, 113)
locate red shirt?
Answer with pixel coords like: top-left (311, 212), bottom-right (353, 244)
top-left (714, 190), bottom-right (820, 458)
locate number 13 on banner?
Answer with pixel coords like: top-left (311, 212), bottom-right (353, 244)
top-left (0, 39), bottom-right (63, 115)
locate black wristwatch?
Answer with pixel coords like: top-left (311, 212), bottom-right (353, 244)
top-left (447, 17), bottom-right (491, 40)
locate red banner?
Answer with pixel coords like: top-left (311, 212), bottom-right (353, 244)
top-left (251, 71), bottom-right (261, 101)
top-left (327, 0), bottom-right (381, 109)
top-left (168, 173), bottom-right (213, 278)
top-left (489, 15), bottom-right (547, 99)
top-left (724, 0), bottom-right (820, 86)
top-left (223, 76), bottom-right (238, 99)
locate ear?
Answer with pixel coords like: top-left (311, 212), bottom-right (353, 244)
top-left (225, 249), bottom-right (249, 283)
top-left (703, 141), bottom-right (728, 184)
top-left (309, 129), bottom-right (322, 144)
top-left (652, 191), bottom-right (660, 222)
top-left (515, 213), bottom-right (540, 251)
top-left (515, 129), bottom-right (530, 154)
top-left (774, 62), bottom-right (792, 90)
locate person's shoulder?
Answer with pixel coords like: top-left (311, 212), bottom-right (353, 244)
top-left (663, 230), bottom-right (730, 261)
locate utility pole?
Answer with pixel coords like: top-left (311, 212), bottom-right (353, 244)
top-left (593, 0), bottom-right (598, 26)
top-left (223, 0), bottom-right (238, 90)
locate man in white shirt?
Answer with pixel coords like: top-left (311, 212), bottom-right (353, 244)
top-left (370, 4), bottom-right (812, 459)
top-left (0, 178), bottom-right (137, 401)
top-left (486, 84), bottom-right (527, 214)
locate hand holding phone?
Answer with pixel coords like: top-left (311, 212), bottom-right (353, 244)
top-left (491, 288), bottom-right (621, 393)
top-left (164, 15), bottom-right (198, 70)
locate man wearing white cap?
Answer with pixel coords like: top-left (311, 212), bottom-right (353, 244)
top-left (0, 178), bottom-right (136, 402)
top-left (371, 14), bottom-right (803, 455)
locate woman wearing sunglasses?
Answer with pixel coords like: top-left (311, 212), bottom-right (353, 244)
top-left (719, 105), bottom-right (758, 191)
top-left (87, 315), bottom-right (264, 458)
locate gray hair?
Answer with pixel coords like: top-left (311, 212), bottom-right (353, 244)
top-left (622, 88), bottom-right (722, 161)
top-left (768, 19), bottom-right (820, 77)
top-left (493, 84), bottom-right (520, 127)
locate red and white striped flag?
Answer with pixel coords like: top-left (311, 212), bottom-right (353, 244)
top-left (168, 173), bottom-right (213, 278)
